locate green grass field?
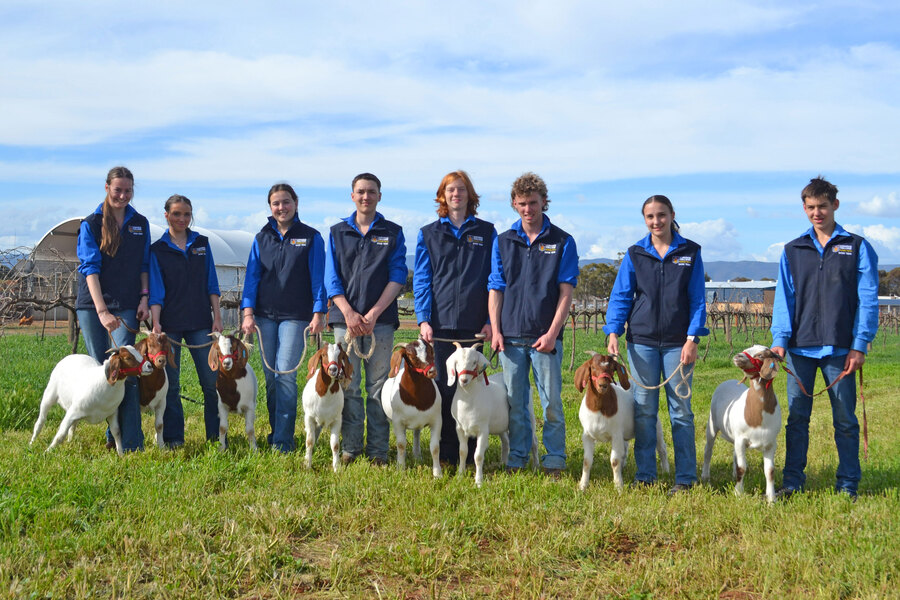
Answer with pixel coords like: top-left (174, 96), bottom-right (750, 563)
top-left (1, 327), bottom-right (898, 599)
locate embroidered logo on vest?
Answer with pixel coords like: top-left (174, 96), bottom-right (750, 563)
top-left (832, 244), bottom-right (853, 255)
top-left (538, 243), bottom-right (557, 254)
top-left (371, 236), bottom-right (390, 246)
top-left (672, 256), bottom-right (693, 266)
top-left (290, 238), bottom-right (309, 247)
top-left (128, 225), bottom-right (144, 235)
top-left (191, 246), bottom-right (207, 255)
top-left (467, 234), bottom-right (484, 246)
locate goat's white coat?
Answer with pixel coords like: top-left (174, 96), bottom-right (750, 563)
top-left (30, 347), bottom-right (152, 455)
top-left (446, 344), bottom-right (539, 487)
top-left (578, 382), bottom-right (669, 491)
top-left (701, 345), bottom-right (781, 502)
top-left (302, 343), bottom-right (348, 472)
top-left (381, 340), bottom-right (442, 477)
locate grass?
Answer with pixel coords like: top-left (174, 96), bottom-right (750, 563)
top-left (1, 327), bottom-right (898, 598)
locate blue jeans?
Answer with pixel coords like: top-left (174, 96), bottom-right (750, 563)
top-left (162, 328), bottom-right (219, 445)
top-left (500, 337), bottom-right (566, 470)
top-left (77, 308), bottom-right (144, 452)
top-left (256, 317), bottom-right (308, 453)
top-left (627, 343), bottom-right (696, 485)
top-left (783, 352), bottom-right (860, 494)
top-left (333, 323), bottom-right (393, 461)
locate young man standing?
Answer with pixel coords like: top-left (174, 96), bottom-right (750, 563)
top-left (325, 173), bottom-right (407, 465)
top-left (771, 176), bottom-right (879, 499)
top-left (489, 172), bottom-right (578, 474)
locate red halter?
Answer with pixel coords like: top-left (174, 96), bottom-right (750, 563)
top-left (741, 352), bottom-right (773, 390)
top-left (117, 356), bottom-right (149, 377)
top-left (458, 368), bottom-right (489, 385)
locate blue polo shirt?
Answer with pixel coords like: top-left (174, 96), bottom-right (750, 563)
top-left (488, 215), bottom-right (578, 339)
top-left (771, 224), bottom-right (879, 357)
top-left (76, 203), bottom-right (150, 311)
top-left (604, 231), bottom-right (709, 346)
top-left (241, 216), bottom-right (327, 321)
top-left (325, 211), bottom-right (407, 328)
top-left (149, 229), bottom-right (220, 331)
top-left (413, 215), bottom-right (497, 331)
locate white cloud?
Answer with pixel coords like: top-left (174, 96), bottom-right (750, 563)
top-left (844, 224), bottom-right (900, 262)
top-left (856, 192), bottom-right (900, 218)
top-left (679, 219), bottom-right (745, 261)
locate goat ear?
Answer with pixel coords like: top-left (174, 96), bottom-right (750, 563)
top-left (106, 354), bottom-right (121, 385)
top-left (445, 355), bottom-right (457, 386)
top-left (574, 360), bottom-right (591, 393)
top-left (135, 337), bottom-right (147, 354)
top-left (237, 340), bottom-right (249, 369)
top-left (307, 349), bottom-right (322, 377)
top-left (389, 349), bottom-right (403, 378)
top-left (615, 361), bottom-right (630, 390)
top-left (207, 343), bottom-right (219, 372)
top-left (341, 351), bottom-right (353, 380)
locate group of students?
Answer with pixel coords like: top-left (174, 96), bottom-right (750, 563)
top-left (76, 167), bottom-right (878, 498)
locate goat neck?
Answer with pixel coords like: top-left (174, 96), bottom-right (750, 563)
top-left (398, 351), bottom-right (437, 410)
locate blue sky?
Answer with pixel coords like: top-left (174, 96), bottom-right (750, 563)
top-left (1, 1), bottom-right (898, 265)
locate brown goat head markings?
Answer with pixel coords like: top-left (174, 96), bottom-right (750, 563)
top-left (574, 354), bottom-right (619, 417)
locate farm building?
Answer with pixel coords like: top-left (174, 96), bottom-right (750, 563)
top-left (705, 280), bottom-right (776, 307)
top-left (15, 218), bottom-right (253, 326)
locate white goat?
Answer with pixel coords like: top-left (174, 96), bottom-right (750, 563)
top-left (381, 339), bottom-right (442, 477)
top-left (701, 344), bottom-right (783, 503)
top-left (574, 353), bottom-right (669, 492)
top-left (30, 346), bottom-right (154, 455)
top-left (446, 342), bottom-right (539, 487)
top-left (207, 332), bottom-right (258, 451)
top-left (302, 342), bottom-right (352, 471)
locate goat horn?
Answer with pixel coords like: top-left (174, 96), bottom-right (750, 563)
top-left (584, 350), bottom-right (598, 356)
top-left (453, 342), bottom-right (462, 349)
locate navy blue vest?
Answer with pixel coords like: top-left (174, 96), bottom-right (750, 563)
top-left (497, 224), bottom-right (570, 339)
top-left (327, 218), bottom-right (402, 328)
top-left (76, 212), bottom-right (149, 311)
top-left (421, 218), bottom-right (494, 332)
top-left (254, 221), bottom-right (317, 321)
top-left (151, 234), bottom-right (214, 331)
top-left (784, 232), bottom-right (862, 348)
top-left (625, 239), bottom-right (702, 347)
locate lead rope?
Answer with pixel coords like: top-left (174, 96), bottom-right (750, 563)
top-left (611, 354), bottom-right (694, 400)
top-left (246, 324), bottom-right (313, 375)
top-left (860, 367), bottom-right (869, 461)
top-left (343, 329), bottom-right (377, 360)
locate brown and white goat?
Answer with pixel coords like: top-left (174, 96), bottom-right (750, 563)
top-left (702, 344), bottom-right (783, 502)
top-left (208, 332), bottom-right (258, 452)
top-left (574, 353), bottom-right (669, 492)
top-left (31, 346), bottom-right (154, 455)
top-left (380, 339), bottom-right (442, 477)
top-left (302, 342), bottom-right (353, 471)
top-left (135, 332), bottom-right (174, 448)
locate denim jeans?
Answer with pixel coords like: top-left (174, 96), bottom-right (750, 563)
top-left (333, 323), bottom-right (393, 461)
top-left (782, 351), bottom-right (860, 494)
top-left (500, 337), bottom-right (566, 470)
top-left (256, 317), bottom-right (308, 453)
top-left (627, 343), bottom-right (696, 485)
top-left (162, 328), bottom-right (219, 445)
top-left (77, 308), bottom-right (144, 452)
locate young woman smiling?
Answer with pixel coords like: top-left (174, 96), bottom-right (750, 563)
top-left (604, 195), bottom-right (709, 494)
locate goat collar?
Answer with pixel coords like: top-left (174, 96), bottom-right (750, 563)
top-left (118, 356), bottom-right (149, 377)
top-left (741, 352), bottom-right (773, 389)
top-left (146, 349), bottom-right (167, 363)
top-left (219, 351), bottom-right (240, 363)
top-left (458, 368), bottom-right (489, 385)
top-left (591, 372), bottom-right (613, 387)
top-left (324, 359), bottom-right (345, 378)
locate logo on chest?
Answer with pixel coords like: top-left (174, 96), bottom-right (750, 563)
top-left (289, 238), bottom-right (309, 247)
top-left (537, 243), bottom-right (558, 255)
top-left (832, 244), bottom-right (853, 256)
top-left (371, 236), bottom-right (391, 246)
top-left (466, 234), bottom-right (484, 246)
top-left (191, 246), bottom-right (207, 256)
top-left (128, 225), bottom-right (144, 235)
top-left (672, 256), bottom-right (693, 266)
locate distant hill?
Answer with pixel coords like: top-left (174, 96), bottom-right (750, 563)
top-left (406, 255), bottom-right (897, 281)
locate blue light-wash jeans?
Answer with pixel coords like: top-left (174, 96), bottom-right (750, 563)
top-left (627, 343), bottom-right (696, 485)
top-left (256, 317), bottom-right (308, 453)
top-left (782, 351), bottom-right (860, 495)
top-left (162, 328), bottom-right (219, 446)
top-left (77, 308), bottom-right (144, 452)
top-left (500, 337), bottom-right (566, 470)
top-left (333, 323), bottom-right (393, 461)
